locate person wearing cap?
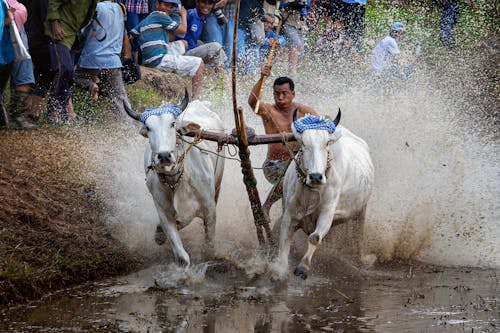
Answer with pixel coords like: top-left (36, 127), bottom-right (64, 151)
top-left (130, 0), bottom-right (204, 98)
top-left (370, 21), bottom-right (405, 78)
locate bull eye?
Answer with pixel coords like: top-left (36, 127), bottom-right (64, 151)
top-left (171, 122), bottom-right (175, 128)
top-left (146, 126), bottom-right (150, 131)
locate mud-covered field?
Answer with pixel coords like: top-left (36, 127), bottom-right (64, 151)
top-left (1, 260), bottom-right (498, 332)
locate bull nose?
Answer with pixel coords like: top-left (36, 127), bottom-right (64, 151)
top-left (157, 151), bottom-right (173, 163)
top-left (308, 173), bottom-right (323, 184)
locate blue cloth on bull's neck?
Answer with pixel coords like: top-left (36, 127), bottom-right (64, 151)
top-left (294, 114), bottom-right (336, 134)
top-left (140, 104), bottom-right (182, 123)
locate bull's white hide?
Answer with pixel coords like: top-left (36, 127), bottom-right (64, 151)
top-left (142, 100), bottom-right (225, 266)
top-left (276, 123), bottom-right (374, 279)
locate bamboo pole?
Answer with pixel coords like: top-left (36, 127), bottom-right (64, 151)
top-left (231, 0), bottom-right (272, 246)
top-left (253, 7), bottom-right (283, 113)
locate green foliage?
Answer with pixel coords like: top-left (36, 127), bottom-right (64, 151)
top-left (126, 84), bottom-right (164, 110)
top-left (365, 0), bottom-right (499, 53)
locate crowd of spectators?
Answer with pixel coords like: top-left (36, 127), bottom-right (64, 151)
top-left (0, 0), bottom-right (478, 129)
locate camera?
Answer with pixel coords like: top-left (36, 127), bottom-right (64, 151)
top-left (210, 0), bottom-right (228, 25)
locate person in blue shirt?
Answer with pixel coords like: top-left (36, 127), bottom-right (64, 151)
top-left (259, 13), bottom-right (285, 61)
top-left (0, 1), bottom-right (15, 128)
top-left (75, 0), bottom-right (132, 117)
top-left (183, 0), bottom-right (226, 69)
top-left (131, 0), bottom-right (204, 98)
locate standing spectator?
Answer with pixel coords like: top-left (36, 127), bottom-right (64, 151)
top-left (437, 0), bottom-right (477, 48)
top-left (119, 0), bottom-right (152, 61)
top-left (44, 0), bottom-right (98, 125)
top-left (183, 0), bottom-right (226, 69)
top-left (0, 0), bottom-right (15, 127)
top-left (370, 22), bottom-right (405, 78)
top-left (19, 0), bottom-right (51, 121)
top-left (280, 0), bottom-right (310, 80)
top-left (75, 0), bottom-right (133, 116)
top-left (341, 0), bottom-right (365, 55)
top-left (7, 0), bottom-right (37, 129)
top-left (221, 0), bottom-right (235, 67)
top-left (131, 0), bottom-right (204, 98)
top-left (238, 0), bottom-right (264, 74)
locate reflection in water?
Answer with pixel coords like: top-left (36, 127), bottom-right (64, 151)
top-left (2, 262), bottom-right (497, 333)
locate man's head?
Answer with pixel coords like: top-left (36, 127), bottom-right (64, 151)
top-left (273, 77), bottom-right (295, 109)
top-left (196, 0), bottom-right (213, 15)
top-left (390, 22), bottom-right (405, 39)
top-left (263, 14), bottom-right (274, 33)
top-left (156, 0), bottom-right (178, 15)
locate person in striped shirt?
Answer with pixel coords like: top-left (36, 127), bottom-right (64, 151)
top-left (130, 0), bottom-right (204, 98)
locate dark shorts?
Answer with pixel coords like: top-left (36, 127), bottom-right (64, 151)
top-left (262, 159), bottom-right (291, 185)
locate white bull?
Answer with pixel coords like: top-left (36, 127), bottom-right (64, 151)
top-left (275, 111), bottom-right (374, 279)
top-left (124, 91), bottom-right (225, 266)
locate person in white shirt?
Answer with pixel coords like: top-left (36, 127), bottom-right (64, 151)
top-left (370, 22), bottom-right (405, 77)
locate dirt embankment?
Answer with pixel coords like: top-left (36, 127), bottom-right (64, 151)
top-left (0, 129), bottom-right (139, 306)
top-left (0, 68), bottom-right (185, 307)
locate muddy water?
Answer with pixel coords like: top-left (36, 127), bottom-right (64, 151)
top-left (1, 261), bottom-right (498, 332)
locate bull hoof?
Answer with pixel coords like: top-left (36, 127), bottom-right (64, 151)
top-left (293, 266), bottom-right (308, 280)
top-left (176, 256), bottom-right (190, 267)
top-left (154, 225), bottom-right (166, 245)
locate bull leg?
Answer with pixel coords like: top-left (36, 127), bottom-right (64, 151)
top-left (274, 211), bottom-right (295, 278)
top-left (202, 203), bottom-right (217, 260)
top-left (295, 210), bottom-right (335, 279)
top-left (154, 205), bottom-right (190, 267)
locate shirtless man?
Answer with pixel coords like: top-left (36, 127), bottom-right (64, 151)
top-left (248, 65), bottom-right (318, 220)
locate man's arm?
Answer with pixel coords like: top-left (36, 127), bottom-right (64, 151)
top-left (174, 6), bottom-right (187, 35)
top-left (248, 65), bottom-right (273, 115)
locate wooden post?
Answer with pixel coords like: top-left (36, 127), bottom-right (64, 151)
top-left (231, 1), bottom-right (272, 246)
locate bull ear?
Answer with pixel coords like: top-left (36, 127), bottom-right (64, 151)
top-left (333, 108), bottom-right (341, 127)
top-left (179, 88), bottom-right (189, 111)
top-left (124, 101), bottom-right (141, 121)
top-left (292, 108), bottom-right (298, 122)
top-left (139, 125), bottom-right (149, 137)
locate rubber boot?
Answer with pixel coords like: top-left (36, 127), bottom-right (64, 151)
top-left (9, 90), bottom-right (38, 130)
top-left (28, 94), bottom-right (45, 121)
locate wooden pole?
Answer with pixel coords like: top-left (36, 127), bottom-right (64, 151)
top-left (253, 7), bottom-right (283, 113)
top-left (231, 1), bottom-right (272, 246)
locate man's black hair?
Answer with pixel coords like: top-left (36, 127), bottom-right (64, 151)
top-left (273, 76), bottom-right (295, 91)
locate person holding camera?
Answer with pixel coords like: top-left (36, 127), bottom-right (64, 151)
top-left (200, 0), bottom-right (226, 45)
top-left (182, 0), bottom-right (226, 69)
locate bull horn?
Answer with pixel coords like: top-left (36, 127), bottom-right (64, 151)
top-left (292, 108), bottom-right (298, 122)
top-left (333, 108), bottom-right (341, 127)
top-left (179, 88), bottom-right (189, 111)
top-left (123, 101), bottom-right (141, 121)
